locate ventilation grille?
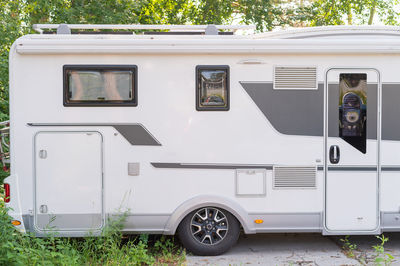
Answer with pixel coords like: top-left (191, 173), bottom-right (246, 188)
top-left (273, 166), bottom-right (316, 189)
top-left (274, 66), bottom-right (317, 90)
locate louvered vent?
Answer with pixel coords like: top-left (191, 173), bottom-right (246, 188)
top-left (274, 66), bottom-right (317, 90)
top-left (273, 166), bottom-right (316, 189)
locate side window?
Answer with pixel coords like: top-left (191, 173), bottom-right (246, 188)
top-left (196, 65), bottom-right (229, 111)
top-left (339, 73), bottom-right (367, 153)
top-left (63, 65), bottom-right (137, 106)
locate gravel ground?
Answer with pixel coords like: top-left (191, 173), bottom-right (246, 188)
top-left (186, 233), bottom-right (400, 266)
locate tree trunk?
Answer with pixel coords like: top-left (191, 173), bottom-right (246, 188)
top-left (368, 1), bottom-right (376, 25)
top-left (347, 4), bottom-right (352, 25)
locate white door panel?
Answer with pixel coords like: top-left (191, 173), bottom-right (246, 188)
top-left (326, 172), bottom-right (377, 231)
top-left (35, 131), bottom-right (103, 231)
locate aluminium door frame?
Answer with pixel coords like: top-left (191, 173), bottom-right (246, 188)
top-left (32, 130), bottom-right (105, 233)
top-left (323, 67), bottom-right (382, 235)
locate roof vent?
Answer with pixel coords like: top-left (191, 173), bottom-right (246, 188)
top-left (274, 66), bottom-right (317, 90)
top-left (273, 166), bottom-right (316, 189)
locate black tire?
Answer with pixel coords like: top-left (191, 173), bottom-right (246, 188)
top-left (177, 207), bottom-right (240, 256)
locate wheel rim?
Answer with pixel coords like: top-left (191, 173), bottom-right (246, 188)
top-left (190, 207), bottom-right (229, 245)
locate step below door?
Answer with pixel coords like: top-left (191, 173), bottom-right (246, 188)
top-left (34, 131), bottom-right (103, 232)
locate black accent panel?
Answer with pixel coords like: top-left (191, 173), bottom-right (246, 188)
top-left (27, 123), bottom-right (161, 146)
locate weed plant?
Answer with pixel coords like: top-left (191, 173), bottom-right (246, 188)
top-left (373, 235), bottom-right (394, 266)
top-left (0, 183), bottom-right (185, 265)
top-left (340, 235), bottom-right (357, 258)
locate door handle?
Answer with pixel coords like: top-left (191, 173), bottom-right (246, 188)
top-left (329, 145), bottom-right (340, 164)
top-left (39, 204), bottom-right (48, 214)
top-left (39, 150), bottom-right (47, 159)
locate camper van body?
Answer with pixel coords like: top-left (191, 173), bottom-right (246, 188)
top-left (5, 24), bottom-right (400, 254)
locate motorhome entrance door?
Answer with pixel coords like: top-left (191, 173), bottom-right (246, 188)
top-left (324, 68), bottom-right (380, 234)
top-left (34, 131), bottom-right (103, 232)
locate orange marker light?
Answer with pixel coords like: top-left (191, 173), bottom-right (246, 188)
top-left (254, 219), bottom-right (264, 224)
top-left (11, 220), bottom-right (21, 226)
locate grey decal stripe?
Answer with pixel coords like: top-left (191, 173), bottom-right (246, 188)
top-left (240, 82), bottom-right (382, 140)
top-left (28, 123), bottom-right (161, 146)
top-left (35, 213), bottom-right (103, 231)
top-left (327, 166), bottom-right (376, 171)
top-left (22, 215), bottom-right (33, 232)
top-left (151, 163), bottom-right (274, 170)
top-left (240, 82), bottom-right (324, 136)
top-left (382, 84), bottom-right (400, 141)
top-left (113, 125), bottom-right (161, 146)
top-left (151, 163), bottom-right (400, 171)
top-left (382, 166), bottom-right (400, 171)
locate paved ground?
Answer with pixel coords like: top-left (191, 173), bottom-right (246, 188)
top-left (339, 233), bottom-right (400, 265)
top-left (186, 233), bottom-right (400, 265)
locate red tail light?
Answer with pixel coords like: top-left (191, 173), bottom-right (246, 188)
top-left (4, 183), bottom-right (10, 203)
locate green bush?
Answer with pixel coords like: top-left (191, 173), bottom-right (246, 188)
top-left (0, 184), bottom-right (184, 265)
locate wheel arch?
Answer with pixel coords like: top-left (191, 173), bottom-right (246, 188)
top-left (163, 195), bottom-right (255, 235)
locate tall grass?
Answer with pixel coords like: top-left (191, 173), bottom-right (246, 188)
top-left (0, 184), bottom-right (185, 265)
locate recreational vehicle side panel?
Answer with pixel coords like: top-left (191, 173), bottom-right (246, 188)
top-left (7, 33), bottom-right (400, 239)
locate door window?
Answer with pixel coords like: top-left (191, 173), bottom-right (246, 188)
top-left (339, 73), bottom-right (367, 153)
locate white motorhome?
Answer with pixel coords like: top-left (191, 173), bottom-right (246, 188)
top-left (4, 24), bottom-right (400, 255)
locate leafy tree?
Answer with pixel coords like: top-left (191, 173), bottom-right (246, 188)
top-left (0, 0), bottom-right (399, 121)
top-left (296, 0), bottom-right (400, 26)
top-left (0, 0), bottom-right (29, 118)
